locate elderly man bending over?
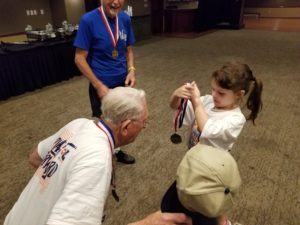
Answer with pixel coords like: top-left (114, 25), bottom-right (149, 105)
top-left (4, 87), bottom-right (191, 225)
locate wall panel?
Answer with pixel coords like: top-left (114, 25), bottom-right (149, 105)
top-left (0, 0), bottom-right (52, 36)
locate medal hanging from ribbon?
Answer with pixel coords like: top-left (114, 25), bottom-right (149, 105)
top-left (99, 6), bottom-right (119, 59)
top-left (170, 98), bottom-right (188, 144)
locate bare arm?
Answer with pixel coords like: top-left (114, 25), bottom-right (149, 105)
top-left (127, 211), bottom-right (192, 225)
top-left (74, 48), bottom-right (109, 98)
top-left (190, 82), bottom-right (208, 131)
top-left (125, 46), bottom-right (136, 87)
top-left (29, 147), bottom-right (42, 168)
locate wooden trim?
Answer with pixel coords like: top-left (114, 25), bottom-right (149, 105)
top-left (246, 6), bottom-right (300, 8)
top-left (260, 16), bottom-right (300, 19)
top-left (0, 32), bottom-right (25, 38)
top-left (245, 0), bottom-right (300, 8)
top-left (164, 9), bottom-right (197, 33)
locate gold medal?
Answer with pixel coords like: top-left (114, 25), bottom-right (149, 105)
top-left (99, 6), bottom-right (119, 60)
top-left (112, 49), bottom-right (118, 59)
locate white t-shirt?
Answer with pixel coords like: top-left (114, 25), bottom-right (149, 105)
top-left (181, 95), bottom-right (246, 151)
top-left (5, 118), bottom-right (113, 225)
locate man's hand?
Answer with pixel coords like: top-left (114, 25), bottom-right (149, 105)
top-left (29, 147), bottom-right (42, 168)
top-left (96, 84), bottom-right (110, 98)
top-left (128, 211), bottom-right (192, 225)
top-left (75, 48), bottom-right (110, 98)
top-left (125, 71), bottom-right (136, 87)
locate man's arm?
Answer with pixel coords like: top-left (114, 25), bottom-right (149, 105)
top-left (127, 211), bottom-right (192, 225)
top-left (125, 46), bottom-right (136, 87)
top-left (74, 48), bottom-right (109, 98)
top-left (29, 147), bottom-right (42, 168)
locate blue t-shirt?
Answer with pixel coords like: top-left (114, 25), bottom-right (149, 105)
top-left (74, 8), bottom-right (135, 88)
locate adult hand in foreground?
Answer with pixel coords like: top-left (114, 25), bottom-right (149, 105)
top-left (128, 210), bottom-right (192, 225)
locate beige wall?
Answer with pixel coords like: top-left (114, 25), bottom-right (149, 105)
top-left (245, 7), bottom-right (300, 18)
top-left (50, 0), bottom-right (85, 27)
top-left (0, 0), bottom-right (85, 36)
top-left (0, 0), bottom-right (52, 36)
top-left (65, 0), bottom-right (86, 24)
top-left (125, 0), bottom-right (151, 16)
top-left (50, 0), bottom-right (67, 27)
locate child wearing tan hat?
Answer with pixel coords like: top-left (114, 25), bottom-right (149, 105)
top-left (161, 144), bottom-right (242, 225)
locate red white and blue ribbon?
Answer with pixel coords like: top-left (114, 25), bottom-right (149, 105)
top-left (99, 6), bottom-right (119, 49)
top-left (95, 120), bottom-right (119, 202)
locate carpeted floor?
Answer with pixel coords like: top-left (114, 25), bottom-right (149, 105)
top-left (0, 29), bottom-right (299, 225)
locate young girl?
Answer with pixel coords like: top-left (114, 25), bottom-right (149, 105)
top-left (170, 61), bottom-right (263, 151)
top-left (170, 61), bottom-right (263, 225)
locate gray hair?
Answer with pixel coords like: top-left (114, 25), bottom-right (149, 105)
top-left (101, 87), bottom-right (146, 125)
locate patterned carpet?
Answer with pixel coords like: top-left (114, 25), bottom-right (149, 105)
top-left (1, 29), bottom-right (299, 225)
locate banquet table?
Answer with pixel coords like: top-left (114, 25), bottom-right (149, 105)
top-left (0, 38), bottom-right (80, 101)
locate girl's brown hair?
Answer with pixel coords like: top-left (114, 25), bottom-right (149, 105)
top-left (212, 61), bottom-right (263, 124)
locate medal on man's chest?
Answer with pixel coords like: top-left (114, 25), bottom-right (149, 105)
top-left (99, 6), bottom-right (119, 60)
top-left (112, 49), bottom-right (118, 59)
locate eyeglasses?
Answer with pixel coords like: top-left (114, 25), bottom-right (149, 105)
top-left (131, 118), bottom-right (149, 128)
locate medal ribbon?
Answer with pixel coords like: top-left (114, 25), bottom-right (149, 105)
top-left (95, 120), bottom-right (119, 202)
top-left (99, 6), bottom-right (119, 49)
top-left (174, 98), bottom-right (188, 133)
